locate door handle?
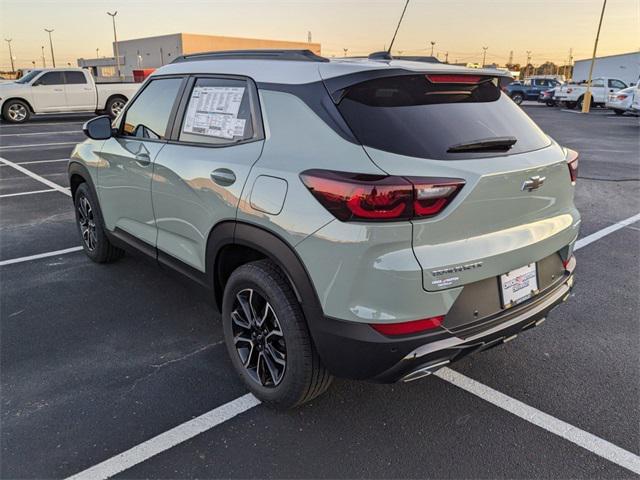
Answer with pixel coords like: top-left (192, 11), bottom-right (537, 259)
top-left (134, 153), bottom-right (151, 166)
top-left (210, 168), bottom-right (236, 186)
top-left (54, 88), bottom-right (63, 92)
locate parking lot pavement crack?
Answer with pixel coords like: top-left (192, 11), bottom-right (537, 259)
top-left (122, 341), bottom-right (224, 397)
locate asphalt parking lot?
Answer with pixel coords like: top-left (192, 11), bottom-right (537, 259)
top-left (1, 106), bottom-right (639, 479)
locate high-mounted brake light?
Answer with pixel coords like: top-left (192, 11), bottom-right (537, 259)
top-left (300, 170), bottom-right (464, 222)
top-left (425, 74), bottom-right (483, 84)
top-left (566, 148), bottom-right (579, 184)
top-left (370, 316), bottom-right (444, 336)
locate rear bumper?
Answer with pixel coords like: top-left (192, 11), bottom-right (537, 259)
top-left (312, 258), bottom-right (575, 383)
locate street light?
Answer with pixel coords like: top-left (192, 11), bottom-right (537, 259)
top-left (107, 11), bottom-right (122, 80)
top-left (41, 45), bottom-right (46, 67)
top-left (430, 41), bottom-right (436, 56)
top-left (482, 46), bottom-right (488, 67)
top-left (96, 47), bottom-right (100, 58)
top-left (4, 38), bottom-right (14, 72)
top-left (343, 48), bottom-right (348, 57)
top-left (44, 29), bottom-right (56, 67)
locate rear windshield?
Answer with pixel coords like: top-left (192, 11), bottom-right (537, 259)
top-left (336, 74), bottom-right (551, 160)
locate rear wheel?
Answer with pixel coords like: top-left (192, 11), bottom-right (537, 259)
top-left (613, 109), bottom-right (624, 116)
top-left (511, 92), bottom-right (525, 105)
top-left (2, 99), bottom-right (31, 123)
top-left (222, 260), bottom-right (332, 409)
top-left (564, 101), bottom-right (577, 109)
top-left (73, 183), bottom-right (124, 263)
top-left (576, 95), bottom-right (593, 110)
top-left (545, 100), bottom-right (556, 107)
top-left (106, 96), bottom-right (126, 119)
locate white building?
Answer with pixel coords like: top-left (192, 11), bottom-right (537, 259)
top-left (572, 51), bottom-right (639, 86)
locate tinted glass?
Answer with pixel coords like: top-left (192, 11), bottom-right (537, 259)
top-left (609, 79), bottom-right (627, 89)
top-left (179, 78), bottom-right (254, 145)
top-left (16, 70), bottom-right (42, 84)
top-left (37, 72), bottom-right (65, 85)
top-left (337, 74), bottom-right (551, 160)
top-left (121, 78), bottom-right (182, 140)
top-left (65, 71), bottom-right (87, 84)
top-left (591, 79), bottom-right (604, 88)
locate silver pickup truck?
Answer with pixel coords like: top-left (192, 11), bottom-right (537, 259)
top-left (0, 68), bottom-right (140, 123)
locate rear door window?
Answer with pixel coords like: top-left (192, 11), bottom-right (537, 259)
top-left (608, 79), bottom-right (627, 89)
top-left (120, 77), bottom-right (183, 140)
top-left (65, 71), bottom-right (88, 84)
top-left (336, 74), bottom-right (551, 160)
top-left (178, 77), bottom-right (255, 145)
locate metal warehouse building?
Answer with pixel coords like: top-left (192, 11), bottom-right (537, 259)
top-left (78, 33), bottom-right (321, 82)
top-left (572, 51), bottom-right (639, 86)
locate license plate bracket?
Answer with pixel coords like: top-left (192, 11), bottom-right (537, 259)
top-left (500, 263), bottom-right (539, 308)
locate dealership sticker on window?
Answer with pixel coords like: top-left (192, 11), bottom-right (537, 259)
top-left (183, 86), bottom-right (246, 139)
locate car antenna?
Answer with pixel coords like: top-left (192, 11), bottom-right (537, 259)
top-left (387, 0), bottom-right (410, 54)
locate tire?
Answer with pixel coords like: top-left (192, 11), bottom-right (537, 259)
top-left (576, 95), bottom-right (592, 110)
top-left (2, 99), bottom-right (31, 123)
top-left (105, 95), bottom-right (127, 119)
top-left (222, 259), bottom-right (333, 409)
top-left (73, 183), bottom-right (124, 263)
top-left (546, 100), bottom-right (556, 107)
top-left (511, 92), bottom-right (525, 105)
top-left (613, 109), bottom-right (624, 116)
top-left (564, 101), bottom-right (577, 109)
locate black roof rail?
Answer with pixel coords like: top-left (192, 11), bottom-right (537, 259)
top-left (171, 49), bottom-right (329, 64)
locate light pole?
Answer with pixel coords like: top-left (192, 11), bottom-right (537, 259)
top-left (4, 38), bottom-right (14, 72)
top-left (107, 11), bottom-right (122, 80)
top-left (430, 41), bottom-right (435, 56)
top-left (343, 48), bottom-right (348, 57)
top-left (526, 50), bottom-right (532, 76)
top-left (582, 0), bottom-right (607, 113)
top-left (482, 46), bottom-right (488, 67)
top-left (96, 47), bottom-right (100, 58)
top-left (44, 29), bottom-right (56, 67)
top-left (41, 45), bottom-right (46, 67)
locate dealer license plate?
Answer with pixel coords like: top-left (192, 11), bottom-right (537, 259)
top-left (500, 263), bottom-right (539, 308)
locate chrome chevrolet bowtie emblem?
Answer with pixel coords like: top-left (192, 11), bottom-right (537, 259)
top-left (522, 175), bottom-right (546, 192)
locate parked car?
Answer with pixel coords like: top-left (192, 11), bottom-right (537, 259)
top-left (555, 77), bottom-right (628, 109)
top-left (507, 77), bottom-right (561, 105)
top-left (632, 82), bottom-right (640, 113)
top-left (605, 87), bottom-right (637, 115)
top-left (69, 50), bottom-right (579, 409)
top-left (538, 87), bottom-right (559, 107)
top-left (0, 68), bottom-right (140, 123)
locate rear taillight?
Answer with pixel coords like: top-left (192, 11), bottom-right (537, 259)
top-left (566, 149), bottom-right (579, 184)
top-left (616, 94), bottom-right (628, 101)
top-left (370, 316), bottom-right (444, 336)
top-left (300, 170), bottom-right (464, 222)
top-left (425, 74), bottom-right (483, 84)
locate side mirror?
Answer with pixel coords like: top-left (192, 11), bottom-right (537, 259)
top-left (83, 115), bottom-right (114, 140)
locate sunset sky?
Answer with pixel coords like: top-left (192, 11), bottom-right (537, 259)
top-left (1, 0), bottom-right (638, 70)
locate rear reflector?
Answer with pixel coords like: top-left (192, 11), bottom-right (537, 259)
top-left (566, 148), bottom-right (579, 183)
top-left (300, 169), bottom-right (464, 222)
top-left (426, 74), bottom-right (483, 84)
top-left (370, 316), bottom-right (444, 336)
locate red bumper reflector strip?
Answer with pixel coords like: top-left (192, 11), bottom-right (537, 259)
top-left (370, 316), bottom-right (444, 336)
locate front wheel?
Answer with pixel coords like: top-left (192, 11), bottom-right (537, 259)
top-left (546, 100), bottom-right (556, 107)
top-left (2, 99), bottom-right (31, 123)
top-left (613, 109), bottom-right (624, 116)
top-left (73, 183), bottom-right (124, 263)
top-left (511, 93), bottom-right (525, 105)
top-left (222, 260), bottom-right (333, 409)
top-left (105, 96), bottom-right (126, 119)
top-left (564, 101), bottom-right (577, 109)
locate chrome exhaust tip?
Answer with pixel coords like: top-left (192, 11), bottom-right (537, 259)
top-left (402, 360), bottom-right (450, 383)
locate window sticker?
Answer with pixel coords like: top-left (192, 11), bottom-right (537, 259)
top-left (182, 86), bottom-right (246, 139)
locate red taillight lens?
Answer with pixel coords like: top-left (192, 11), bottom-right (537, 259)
top-left (616, 94), bottom-right (628, 101)
top-left (566, 149), bottom-right (579, 183)
top-left (370, 316), bottom-right (444, 336)
top-left (426, 74), bottom-right (483, 84)
top-left (300, 170), bottom-right (464, 222)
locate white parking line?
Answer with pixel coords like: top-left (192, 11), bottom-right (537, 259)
top-left (574, 213), bottom-right (640, 251)
top-left (65, 394), bottom-right (261, 480)
top-left (0, 247), bottom-right (83, 267)
top-left (0, 121), bottom-right (84, 128)
top-left (0, 156), bottom-right (70, 196)
top-left (435, 368), bottom-right (640, 475)
top-left (0, 142), bottom-right (77, 150)
top-left (0, 131), bottom-right (81, 137)
top-left (0, 158), bottom-right (68, 166)
top-left (0, 188), bottom-right (63, 198)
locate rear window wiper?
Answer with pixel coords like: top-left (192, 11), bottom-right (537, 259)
top-left (447, 136), bottom-right (517, 153)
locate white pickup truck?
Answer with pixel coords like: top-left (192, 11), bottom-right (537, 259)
top-left (0, 68), bottom-right (140, 123)
top-left (554, 77), bottom-right (629, 109)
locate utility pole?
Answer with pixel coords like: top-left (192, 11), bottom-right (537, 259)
top-left (4, 38), bottom-right (14, 72)
top-left (444, 51), bottom-right (449, 63)
top-left (107, 11), bottom-right (122, 80)
top-left (565, 47), bottom-right (573, 79)
top-left (482, 46), bottom-right (488, 67)
top-left (44, 29), bottom-right (56, 67)
top-left (41, 46), bottom-right (46, 67)
top-left (96, 47), bottom-right (100, 58)
top-left (525, 50), bottom-right (532, 76)
top-left (307, 31), bottom-right (312, 43)
top-left (430, 41), bottom-right (436, 56)
top-left (583, 0), bottom-right (607, 113)
top-left (508, 50), bottom-right (514, 66)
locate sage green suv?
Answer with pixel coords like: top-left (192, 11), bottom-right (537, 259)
top-left (69, 50), bottom-right (579, 408)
